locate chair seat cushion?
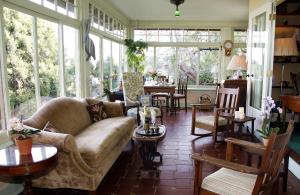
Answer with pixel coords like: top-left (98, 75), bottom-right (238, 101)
top-left (202, 168), bottom-right (257, 195)
top-left (195, 115), bottom-right (228, 127)
top-left (152, 93), bottom-right (169, 97)
top-left (173, 93), bottom-right (185, 98)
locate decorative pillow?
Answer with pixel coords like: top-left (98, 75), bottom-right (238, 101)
top-left (87, 101), bottom-right (108, 123)
top-left (43, 121), bottom-right (58, 133)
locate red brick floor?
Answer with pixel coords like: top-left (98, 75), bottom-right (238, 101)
top-left (33, 109), bottom-right (300, 195)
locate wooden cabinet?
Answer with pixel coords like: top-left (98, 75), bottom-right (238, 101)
top-left (223, 79), bottom-right (247, 111)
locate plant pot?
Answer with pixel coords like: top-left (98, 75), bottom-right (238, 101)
top-left (15, 137), bottom-right (32, 155)
top-left (262, 138), bottom-right (269, 146)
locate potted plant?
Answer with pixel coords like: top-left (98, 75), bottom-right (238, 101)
top-left (124, 39), bottom-right (148, 72)
top-left (9, 118), bottom-right (41, 155)
top-left (257, 97), bottom-right (281, 146)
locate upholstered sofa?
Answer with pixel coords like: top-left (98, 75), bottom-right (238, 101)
top-left (23, 97), bottom-right (135, 192)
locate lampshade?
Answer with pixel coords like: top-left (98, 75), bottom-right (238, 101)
top-left (227, 54), bottom-right (247, 70)
top-left (274, 37), bottom-right (298, 56)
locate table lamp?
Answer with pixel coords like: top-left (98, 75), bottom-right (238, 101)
top-left (227, 53), bottom-right (247, 79)
top-left (274, 37), bottom-right (298, 94)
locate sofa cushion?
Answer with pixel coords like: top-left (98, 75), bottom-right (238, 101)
top-left (23, 97), bottom-right (92, 136)
top-left (85, 98), bottom-right (125, 117)
top-left (75, 116), bottom-right (134, 168)
top-left (86, 102), bottom-right (108, 123)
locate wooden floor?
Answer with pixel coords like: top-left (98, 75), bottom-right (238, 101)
top-left (33, 109), bottom-right (300, 195)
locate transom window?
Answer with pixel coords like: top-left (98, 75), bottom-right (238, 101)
top-left (89, 3), bottom-right (127, 39)
top-left (234, 29), bottom-right (247, 43)
top-left (134, 28), bottom-right (221, 43)
top-left (29, 0), bottom-right (77, 18)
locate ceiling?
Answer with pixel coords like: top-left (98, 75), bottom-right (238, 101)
top-left (108, 0), bottom-right (249, 22)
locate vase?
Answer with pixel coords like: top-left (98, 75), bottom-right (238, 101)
top-left (262, 138), bottom-right (269, 146)
top-left (15, 137), bottom-right (32, 155)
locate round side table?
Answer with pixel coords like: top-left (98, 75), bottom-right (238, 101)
top-left (132, 125), bottom-right (166, 177)
top-left (0, 144), bottom-right (58, 195)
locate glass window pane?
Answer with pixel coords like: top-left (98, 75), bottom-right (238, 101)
top-left (44, 0), bottom-right (55, 10)
top-left (67, 1), bottom-right (76, 18)
top-left (103, 39), bottom-right (111, 90)
top-left (63, 25), bottom-right (78, 97)
top-left (147, 29), bottom-right (158, 42)
top-left (37, 18), bottom-right (59, 104)
top-left (109, 17), bottom-right (113, 34)
top-left (4, 8), bottom-right (36, 118)
top-left (143, 47), bottom-right (154, 74)
top-left (104, 14), bottom-right (109, 31)
top-left (88, 34), bottom-right (100, 97)
top-left (184, 29), bottom-right (199, 42)
top-left (57, 0), bottom-right (67, 15)
top-left (93, 7), bottom-right (99, 29)
top-left (112, 42), bottom-right (120, 90)
top-left (234, 30), bottom-right (247, 43)
top-left (177, 47), bottom-right (197, 85)
top-left (156, 47), bottom-right (176, 79)
top-left (198, 49), bottom-right (219, 84)
top-left (172, 30), bottom-right (183, 42)
top-left (159, 30), bottom-right (171, 42)
top-left (134, 30), bottom-right (146, 41)
top-left (99, 11), bottom-right (104, 31)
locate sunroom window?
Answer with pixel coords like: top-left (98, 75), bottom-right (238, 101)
top-left (29, 0), bottom-right (78, 19)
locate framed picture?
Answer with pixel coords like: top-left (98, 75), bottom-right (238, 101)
top-left (140, 95), bottom-right (152, 107)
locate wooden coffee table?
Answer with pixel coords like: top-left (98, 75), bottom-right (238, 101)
top-left (132, 125), bottom-right (166, 177)
top-left (0, 144), bottom-right (58, 195)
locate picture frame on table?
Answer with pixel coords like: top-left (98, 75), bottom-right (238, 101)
top-left (140, 95), bottom-right (152, 107)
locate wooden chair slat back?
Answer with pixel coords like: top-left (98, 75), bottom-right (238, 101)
top-left (177, 76), bottom-right (188, 95)
top-left (217, 87), bottom-right (239, 114)
top-left (259, 120), bottom-right (294, 186)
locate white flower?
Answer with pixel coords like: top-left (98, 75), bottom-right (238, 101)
top-left (277, 107), bottom-right (283, 114)
top-left (9, 117), bottom-right (23, 131)
top-left (266, 96), bottom-right (272, 101)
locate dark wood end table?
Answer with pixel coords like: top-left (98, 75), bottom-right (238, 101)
top-left (0, 144), bottom-right (58, 195)
top-left (132, 125), bottom-right (166, 177)
top-left (231, 116), bottom-right (256, 141)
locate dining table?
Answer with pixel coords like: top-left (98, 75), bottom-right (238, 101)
top-left (144, 84), bottom-right (176, 114)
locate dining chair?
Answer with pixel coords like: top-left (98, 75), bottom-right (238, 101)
top-left (122, 72), bottom-right (163, 124)
top-left (191, 87), bottom-right (239, 142)
top-left (173, 76), bottom-right (188, 114)
top-left (152, 76), bottom-right (170, 112)
top-left (191, 120), bottom-right (294, 195)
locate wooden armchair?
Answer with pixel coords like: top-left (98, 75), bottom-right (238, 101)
top-left (191, 87), bottom-right (239, 142)
top-left (191, 120), bottom-right (294, 195)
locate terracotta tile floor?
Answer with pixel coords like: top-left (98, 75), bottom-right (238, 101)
top-left (33, 109), bottom-right (300, 195)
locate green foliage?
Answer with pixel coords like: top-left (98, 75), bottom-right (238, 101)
top-left (10, 129), bottom-right (41, 140)
top-left (124, 39), bottom-right (148, 72)
top-left (257, 118), bottom-right (280, 139)
top-left (4, 8), bottom-right (63, 117)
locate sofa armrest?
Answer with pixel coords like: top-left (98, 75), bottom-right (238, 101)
top-left (103, 101), bottom-right (125, 117)
top-left (32, 131), bottom-right (95, 175)
top-left (32, 131), bottom-right (76, 153)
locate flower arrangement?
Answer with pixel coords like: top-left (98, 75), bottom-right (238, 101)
top-left (257, 97), bottom-right (281, 139)
top-left (148, 68), bottom-right (158, 80)
top-left (9, 117), bottom-right (41, 140)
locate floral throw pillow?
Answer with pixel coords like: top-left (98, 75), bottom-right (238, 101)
top-left (87, 102), bottom-right (108, 123)
top-left (43, 121), bottom-right (58, 133)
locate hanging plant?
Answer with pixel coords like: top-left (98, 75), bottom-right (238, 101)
top-left (124, 39), bottom-right (148, 72)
